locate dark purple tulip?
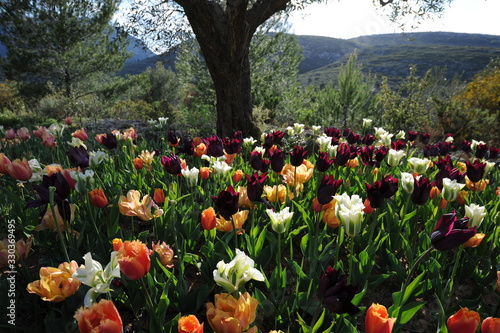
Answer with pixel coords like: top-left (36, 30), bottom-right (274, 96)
top-left (272, 131), bottom-right (285, 144)
top-left (223, 137), bottom-right (242, 155)
top-left (290, 145), bottom-right (307, 167)
top-left (233, 131), bottom-right (243, 142)
top-left (211, 186), bottom-right (240, 220)
top-left (431, 211), bottom-right (476, 251)
top-left (411, 177), bottom-right (434, 206)
top-left (263, 133), bottom-right (275, 149)
top-left (324, 127), bottom-right (341, 139)
top-left (420, 133), bottom-right (431, 144)
top-left (362, 134), bottom-right (376, 146)
top-left (342, 128), bottom-right (351, 137)
top-left (488, 146), bottom-right (499, 160)
top-left (27, 172), bottom-right (71, 207)
top-left (391, 140), bottom-right (406, 151)
top-left (167, 131), bottom-right (180, 147)
top-left (423, 144), bottom-right (440, 158)
top-left (316, 152), bottom-right (334, 172)
top-left (67, 146), bottom-right (89, 168)
top-left (437, 141), bottom-right (454, 156)
top-left (269, 149), bottom-right (285, 173)
top-left (465, 160), bottom-right (486, 183)
top-left (346, 131), bottom-right (361, 145)
top-left (434, 156), bottom-right (465, 189)
top-left (101, 133), bottom-right (117, 149)
top-left (161, 154), bottom-right (182, 175)
top-left (250, 151), bottom-right (263, 171)
top-left (461, 140), bottom-right (472, 154)
top-left (407, 131), bottom-right (419, 142)
top-left (246, 172), bottom-right (268, 202)
top-left (260, 159), bottom-right (270, 173)
top-left (318, 175), bottom-right (343, 205)
top-left (374, 146), bottom-right (388, 163)
top-left (318, 266), bottom-right (360, 316)
top-left (204, 135), bottom-right (224, 157)
top-left (331, 136), bottom-right (340, 146)
top-left (435, 155), bottom-right (453, 170)
top-left (177, 139), bottom-right (194, 156)
top-left (334, 143), bottom-right (351, 166)
top-left (365, 181), bottom-right (384, 208)
top-left (475, 143), bottom-right (488, 159)
top-left (380, 175), bottom-right (399, 199)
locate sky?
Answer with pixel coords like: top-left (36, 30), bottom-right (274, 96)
top-left (287, 0), bottom-right (500, 39)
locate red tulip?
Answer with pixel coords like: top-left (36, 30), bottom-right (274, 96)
top-left (482, 317), bottom-right (500, 333)
top-left (113, 239), bottom-right (151, 280)
top-left (89, 188), bottom-right (109, 208)
top-left (7, 158), bottom-right (32, 181)
top-left (446, 307), bottom-right (480, 333)
top-left (74, 299), bottom-right (122, 333)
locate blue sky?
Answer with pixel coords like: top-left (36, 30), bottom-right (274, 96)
top-left (287, 0), bottom-right (500, 38)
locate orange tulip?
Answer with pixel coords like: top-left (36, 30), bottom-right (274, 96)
top-left (206, 292), bottom-right (258, 333)
top-left (232, 169), bottom-right (244, 182)
top-left (113, 238), bottom-right (151, 280)
top-left (153, 188), bottom-right (166, 204)
top-left (429, 186), bottom-right (441, 199)
top-left (446, 307), bottom-right (480, 333)
top-left (0, 236), bottom-right (33, 269)
top-left (465, 176), bottom-right (489, 192)
top-left (456, 190), bottom-right (469, 205)
top-left (193, 142), bottom-right (207, 157)
top-left (264, 184), bottom-right (293, 204)
top-left (497, 271), bottom-right (500, 293)
top-left (322, 207), bottom-right (340, 229)
top-left (201, 207), bottom-right (217, 230)
top-left (72, 128), bottom-right (88, 141)
top-left (178, 314), bottom-right (204, 333)
top-left (152, 241), bottom-right (174, 268)
top-left (6, 158), bottom-right (32, 181)
top-left (89, 188), bottom-right (109, 208)
top-left (74, 299), bottom-right (123, 333)
top-left (133, 157), bottom-right (144, 170)
top-left (463, 233), bottom-right (485, 248)
top-left (363, 198), bottom-right (374, 214)
top-left (482, 317), bottom-right (500, 333)
top-left (200, 166), bottom-right (211, 179)
top-left (216, 210), bottom-right (249, 234)
top-left (0, 153), bottom-right (11, 174)
top-left (365, 303), bottom-right (395, 333)
top-left (346, 157), bottom-right (359, 169)
top-left (27, 261), bottom-right (80, 302)
top-left (237, 186), bottom-right (254, 209)
top-left (496, 187), bottom-right (500, 196)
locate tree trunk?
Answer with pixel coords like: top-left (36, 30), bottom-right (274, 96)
top-left (176, 0), bottom-right (290, 138)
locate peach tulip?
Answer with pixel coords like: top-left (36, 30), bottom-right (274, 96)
top-left (0, 236), bottom-right (33, 268)
top-left (152, 241), bottom-right (174, 268)
top-left (216, 210), bottom-right (249, 234)
top-left (6, 158), bottom-right (32, 181)
top-left (365, 303), bottom-right (395, 333)
top-left (89, 188), bottom-right (109, 208)
top-left (446, 307), bottom-right (480, 333)
top-left (201, 207), bottom-right (217, 230)
top-left (118, 189), bottom-right (163, 221)
top-left (113, 238), bottom-right (151, 280)
top-left (0, 153), bottom-right (11, 174)
top-left (27, 261), bottom-right (80, 302)
top-left (72, 128), bottom-right (88, 141)
top-left (178, 314), bottom-right (204, 333)
top-left (74, 299), bottom-right (122, 333)
top-left (322, 207), bottom-right (340, 229)
top-left (206, 292), bottom-right (258, 333)
top-left (463, 233), bottom-right (485, 248)
top-left (482, 317), bottom-right (500, 333)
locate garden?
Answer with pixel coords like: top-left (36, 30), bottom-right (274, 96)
top-left (0, 117), bottom-right (499, 333)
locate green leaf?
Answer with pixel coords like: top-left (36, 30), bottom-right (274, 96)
top-left (311, 308), bottom-right (325, 333)
top-left (399, 301), bottom-right (426, 324)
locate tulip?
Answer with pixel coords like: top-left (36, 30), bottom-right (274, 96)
top-left (318, 175), bottom-right (343, 205)
top-left (365, 181), bottom-right (384, 209)
top-left (322, 207), bottom-right (340, 228)
top-left (71, 128), bottom-right (88, 141)
top-left (182, 166), bottom-right (200, 187)
top-left (97, 132), bottom-right (118, 149)
top-left (139, 150), bottom-right (156, 165)
top-left (263, 184), bottom-right (293, 203)
top-left (411, 176), bottom-right (434, 206)
top-left (206, 292), bottom-right (258, 333)
top-left (27, 261), bottom-right (80, 302)
top-left (334, 193), bottom-right (365, 237)
top-left (223, 134), bottom-right (242, 155)
top-left (153, 188), bottom-right (165, 205)
top-left (441, 178), bottom-right (465, 202)
top-left (133, 157), bottom-right (144, 170)
top-left (446, 307), bottom-right (480, 333)
top-left (400, 172), bottom-right (414, 194)
top-left (386, 149), bottom-right (406, 167)
top-left (0, 236), bottom-right (33, 269)
top-left (89, 151), bottom-right (108, 167)
top-left (281, 163), bottom-right (314, 190)
top-left (152, 241), bottom-right (175, 269)
top-left (162, 154), bottom-right (183, 175)
top-left (269, 149), bottom-right (285, 173)
top-left (200, 166), bottom-right (211, 179)
top-left (178, 315), bottom-right (204, 333)
top-left (213, 249), bottom-right (264, 293)
top-left (374, 146), bottom-right (388, 163)
top-left (0, 153), bottom-right (11, 174)
top-left (465, 160), bottom-right (486, 183)
top-left (201, 207), bottom-right (217, 230)
top-left (6, 158), bottom-right (32, 181)
top-left (211, 186), bottom-right (240, 220)
top-left (464, 203), bottom-right (486, 228)
top-left (266, 207), bottom-right (293, 234)
top-left (118, 189), bottom-right (164, 221)
top-left (290, 145), bottom-right (307, 166)
top-left (316, 152), bottom-right (334, 172)
top-left (203, 135), bottom-right (224, 157)
top-left (35, 203), bottom-right (76, 232)
top-left (16, 127), bottom-right (30, 141)
top-left (365, 303), bottom-right (395, 333)
top-left (73, 252), bottom-right (120, 306)
top-left (482, 317), bottom-right (500, 333)
top-left (212, 160), bottom-right (232, 176)
top-left (431, 211), bottom-right (476, 251)
top-left (463, 233), bottom-right (485, 248)
top-left (232, 169), bottom-right (244, 182)
top-left (318, 266), bottom-right (360, 315)
top-left (408, 157), bottom-right (431, 174)
top-left (216, 210), bottom-right (249, 233)
top-left (246, 172), bottom-right (268, 203)
top-left (74, 299), bottom-right (123, 333)
top-left (89, 188), bottom-right (109, 208)
top-left (113, 238), bottom-right (151, 280)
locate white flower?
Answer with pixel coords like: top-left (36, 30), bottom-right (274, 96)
top-left (147, 119), bottom-right (157, 126)
top-left (408, 157), bottom-right (430, 174)
top-left (157, 117), bottom-right (169, 125)
top-left (181, 166), bottom-right (199, 187)
top-left (400, 172), bottom-right (415, 194)
top-left (89, 151), bottom-right (108, 167)
top-left (374, 127), bottom-right (388, 138)
top-left (465, 203), bottom-right (486, 229)
top-left (362, 118), bottom-right (372, 128)
top-left (471, 139), bottom-right (485, 154)
top-left (326, 144), bottom-right (338, 158)
top-left (484, 161), bottom-right (496, 176)
top-left (243, 137), bottom-right (257, 149)
top-left (334, 193), bottom-right (365, 237)
top-left (395, 130), bottom-right (406, 139)
top-left (286, 126), bottom-right (294, 136)
top-left (387, 149), bottom-right (406, 167)
top-left (73, 252), bottom-right (120, 307)
top-left (316, 135), bottom-right (333, 152)
top-left (441, 178), bottom-right (465, 202)
top-left (213, 249), bottom-right (264, 293)
top-left (379, 132), bottom-right (393, 147)
top-left (312, 125), bottom-right (322, 134)
top-left (445, 136), bottom-right (454, 143)
top-left (293, 123), bottom-right (305, 135)
top-left (71, 169), bottom-right (95, 193)
top-left (67, 137), bottom-right (87, 149)
top-left (49, 123), bottom-right (65, 137)
top-left (266, 207), bottom-right (294, 234)
top-left (252, 146), bottom-right (266, 155)
top-left (212, 160), bottom-right (232, 175)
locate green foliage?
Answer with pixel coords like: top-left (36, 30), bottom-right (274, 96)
top-left (109, 99), bottom-right (158, 121)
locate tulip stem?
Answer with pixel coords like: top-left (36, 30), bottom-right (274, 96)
top-left (444, 245), bottom-right (464, 298)
top-left (140, 277), bottom-right (161, 331)
top-left (49, 187), bottom-right (70, 262)
top-left (347, 237), bottom-right (355, 285)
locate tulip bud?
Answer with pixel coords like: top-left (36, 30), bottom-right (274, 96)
top-left (7, 158), bottom-right (32, 181)
top-left (89, 188), bottom-right (109, 208)
top-left (153, 188), bottom-right (165, 205)
top-left (201, 207), bottom-right (217, 230)
top-left (446, 307), bottom-right (480, 333)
